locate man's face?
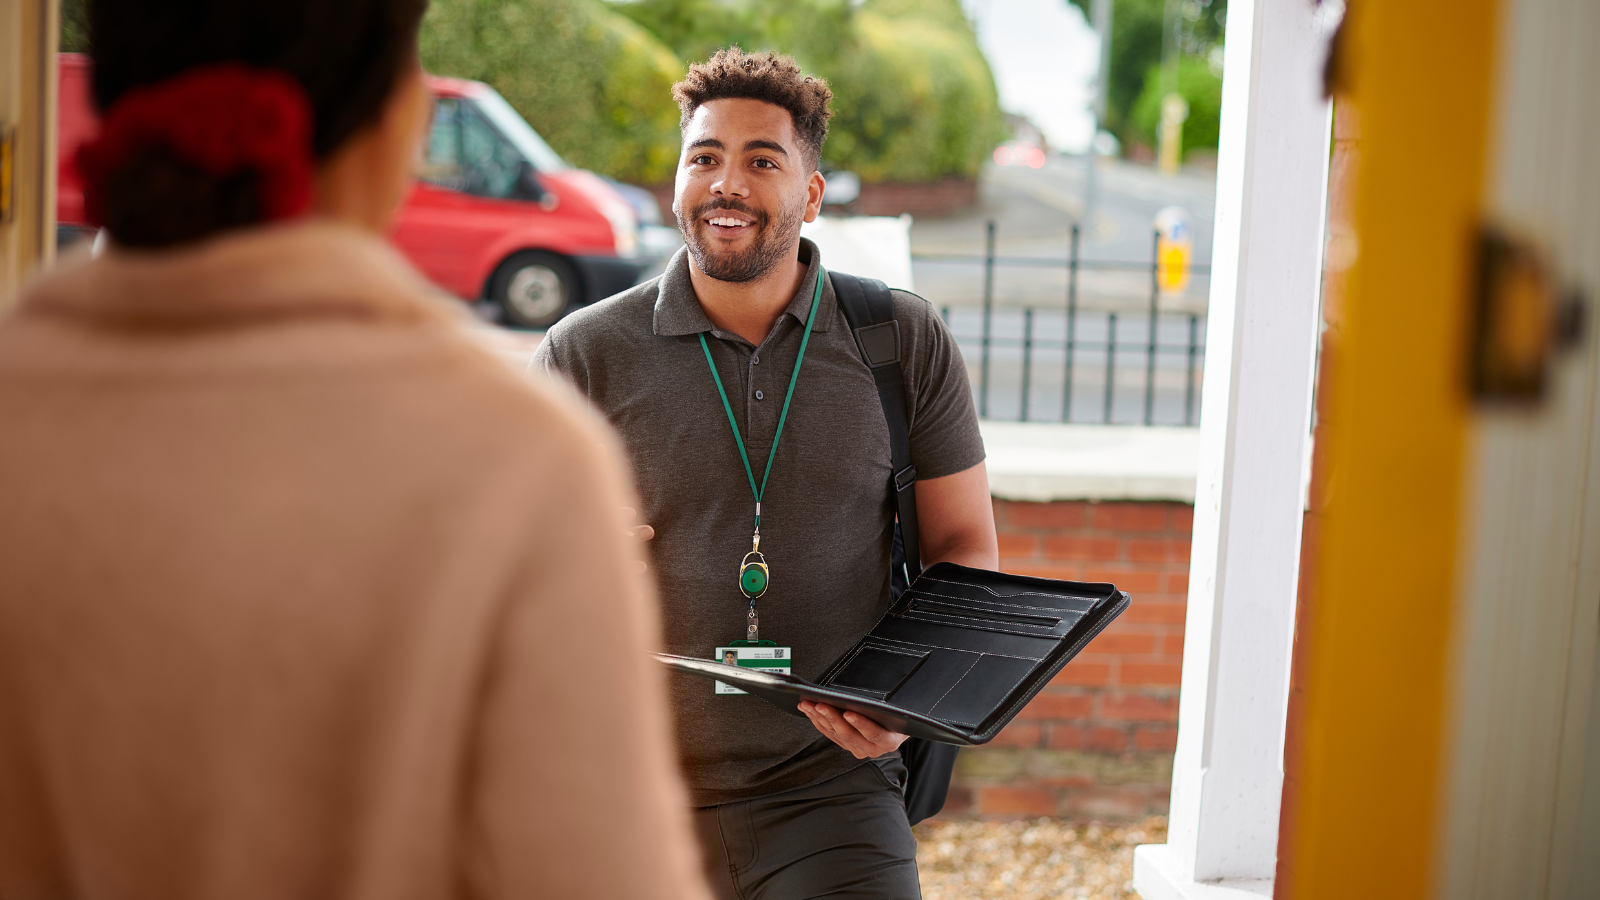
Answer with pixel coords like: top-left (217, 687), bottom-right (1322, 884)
top-left (673, 98), bottom-right (825, 284)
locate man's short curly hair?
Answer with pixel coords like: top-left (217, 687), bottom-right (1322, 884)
top-left (672, 47), bottom-right (834, 171)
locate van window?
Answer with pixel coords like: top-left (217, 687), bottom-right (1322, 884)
top-left (460, 102), bottom-right (523, 199)
top-left (471, 87), bottom-right (569, 173)
top-left (419, 98), bottom-right (466, 192)
top-left (418, 97), bottom-right (524, 200)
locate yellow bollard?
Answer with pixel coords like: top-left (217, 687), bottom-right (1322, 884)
top-left (1154, 206), bottom-right (1192, 297)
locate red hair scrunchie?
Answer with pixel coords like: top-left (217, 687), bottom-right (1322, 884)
top-left (77, 63), bottom-right (315, 227)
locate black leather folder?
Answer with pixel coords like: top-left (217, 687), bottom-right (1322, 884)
top-left (659, 562), bottom-right (1130, 746)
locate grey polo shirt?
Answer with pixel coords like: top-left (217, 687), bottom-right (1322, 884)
top-left (532, 239), bottom-right (984, 806)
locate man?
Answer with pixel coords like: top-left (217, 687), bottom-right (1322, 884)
top-left (532, 48), bottom-right (998, 900)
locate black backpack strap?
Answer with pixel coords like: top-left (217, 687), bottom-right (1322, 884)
top-left (832, 271), bottom-right (956, 828)
top-left (829, 271), bottom-right (922, 584)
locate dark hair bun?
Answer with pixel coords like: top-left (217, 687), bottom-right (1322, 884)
top-left (85, 0), bottom-right (428, 248)
top-left (96, 149), bottom-right (261, 248)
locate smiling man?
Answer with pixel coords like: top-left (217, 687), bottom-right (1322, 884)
top-left (532, 48), bottom-right (998, 900)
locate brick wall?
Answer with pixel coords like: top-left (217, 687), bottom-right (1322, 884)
top-left (857, 178), bottom-right (978, 216)
top-left (938, 499), bottom-right (1193, 821)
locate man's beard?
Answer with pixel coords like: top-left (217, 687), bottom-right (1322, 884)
top-left (678, 196), bottom-right (804, 283)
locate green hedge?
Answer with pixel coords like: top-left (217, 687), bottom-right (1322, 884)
top-left (420, 0), bottom-right (684, 184)
top-left (60, 0), bottom-right (88, 52)
top-left (67, 0), bottom-right (1001, 184)
top-left (828, 2), bottom-right (1005, 182)
top-left (609, 0), bottom-right (1004, 183)
top-left (1129, 56), bottom-right (1224, 160)
top-left (1068, 0), bottom-right (1227, 155)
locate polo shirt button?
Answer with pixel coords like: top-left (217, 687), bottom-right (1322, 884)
top-left (755, 390), bottom-right (765, 400)
top-left (752, 355), bottom-right (761, 365)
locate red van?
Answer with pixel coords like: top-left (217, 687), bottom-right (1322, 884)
top-left (56, 56), bottom-right (645, 328)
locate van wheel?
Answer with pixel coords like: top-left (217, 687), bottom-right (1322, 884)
top-left (489, 251), bottom-right (579, 329)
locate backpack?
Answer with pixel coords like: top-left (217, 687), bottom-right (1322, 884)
top-left (829, 271), bottom-right (961, 827)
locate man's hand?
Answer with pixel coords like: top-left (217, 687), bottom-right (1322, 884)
top-left (798, 701), bottom-right (909, 759)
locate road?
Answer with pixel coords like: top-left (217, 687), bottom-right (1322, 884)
top-left (905, 156), bottom-right (1217, 424)
top-left (910, 156), bottom-right (1217, 316)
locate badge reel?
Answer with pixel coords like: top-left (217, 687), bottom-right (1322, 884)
top-left (715, 537), bottom-right (792, 695)
top-left (740, 547), bottom-right (769, 600)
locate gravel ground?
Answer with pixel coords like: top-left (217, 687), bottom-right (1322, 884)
top-left (915, 817), bottom-right (1168, 900)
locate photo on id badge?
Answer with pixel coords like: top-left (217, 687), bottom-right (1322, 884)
top-left (714, 645), bottom-right (792, 694)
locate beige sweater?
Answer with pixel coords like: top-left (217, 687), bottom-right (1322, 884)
top-left (0, 223), bottom-right (706, 900)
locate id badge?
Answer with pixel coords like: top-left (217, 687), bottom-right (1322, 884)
top-left (714, 644), bottom-right (792, 694)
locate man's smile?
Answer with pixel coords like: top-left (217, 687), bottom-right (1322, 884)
top-left (680, 188), bottom-right (789, 283)
top-left (705, 214), bottom-right (756, 235)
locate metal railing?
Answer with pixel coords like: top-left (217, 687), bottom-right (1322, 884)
top-left (920, 222), bottom-right (1209, 426)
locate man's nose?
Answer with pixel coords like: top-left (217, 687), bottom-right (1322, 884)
top-left (712, 166), bottom-right (750, 199)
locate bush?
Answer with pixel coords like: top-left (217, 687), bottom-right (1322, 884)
top-left (609, 0), bottom-right (1004, 183)
top-left (60, 0), bottom-right (88, 52)
top-left (420, 0), bottom-right (683, 184)
top-left (1129, 56), bottom-right (1223, 161)
top-left (1067, 0), bottom-right (1227, 155)
top-left (828, 3), bottom-right (1005, 182)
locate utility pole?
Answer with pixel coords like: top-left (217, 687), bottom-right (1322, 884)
top-left (1157, 0), bottom-right (1188, 173)
top-left (1092, 0), bottom-right (1113, 121)
top-left (1083, 0), bottom-right (1112, 231)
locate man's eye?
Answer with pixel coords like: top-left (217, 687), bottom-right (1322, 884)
top-left (753, 158), bottom-right (777, 169)
top-left (693, 155), bottom-right (715, 165)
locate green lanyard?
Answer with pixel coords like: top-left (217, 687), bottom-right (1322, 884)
top-left (699, 265), bottom-right (825, 619)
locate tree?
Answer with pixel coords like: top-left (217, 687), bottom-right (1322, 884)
top-left (609, 0), bottom-right (1004, 183)
top-left (61, 0), bottom-right (89, 53)
top-left (421, 0), bottom-right (685, 184)
top-left (1129, 55), bottom-right (1223, 159)
top-left (1068, 0), bottom-right (1226, 151)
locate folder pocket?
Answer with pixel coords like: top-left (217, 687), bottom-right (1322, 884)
top-left (906, 597), bottom-right (1062, 630)
top-left (928, 654), bottom-right (1037, 729)
top-left (830, 645), bottom-right (929, 698)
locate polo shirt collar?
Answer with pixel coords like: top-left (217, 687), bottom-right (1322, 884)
top-left (653, 237), bottom-right (837, 338)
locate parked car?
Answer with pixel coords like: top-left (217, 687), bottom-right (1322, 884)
top-left (394, 75), bottom-right (645, 326)
top-left (603, 177), bottom-right (685, 263)
top-left (992, 140), bottom-right (1047, 169)
top-left (55, 56), bottom-right (646, 328)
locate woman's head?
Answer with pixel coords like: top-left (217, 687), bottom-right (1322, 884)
top-left (83, 0), bottom-right (430, 247)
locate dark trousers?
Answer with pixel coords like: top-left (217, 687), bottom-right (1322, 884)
top-left (692, 757), bottom-right (922, 900)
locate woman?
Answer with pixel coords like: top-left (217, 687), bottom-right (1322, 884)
top-left (0, 3), bottom-right (705, 899)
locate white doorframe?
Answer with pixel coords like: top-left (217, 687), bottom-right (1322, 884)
top-left (1133, 0), bottom-right (1332, 895)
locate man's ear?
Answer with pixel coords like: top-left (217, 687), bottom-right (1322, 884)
top-left (804, 169), bottom-right (826, 223)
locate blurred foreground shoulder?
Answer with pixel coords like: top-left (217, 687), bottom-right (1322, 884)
top-left (454, 317), bottom-right (711, 900)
